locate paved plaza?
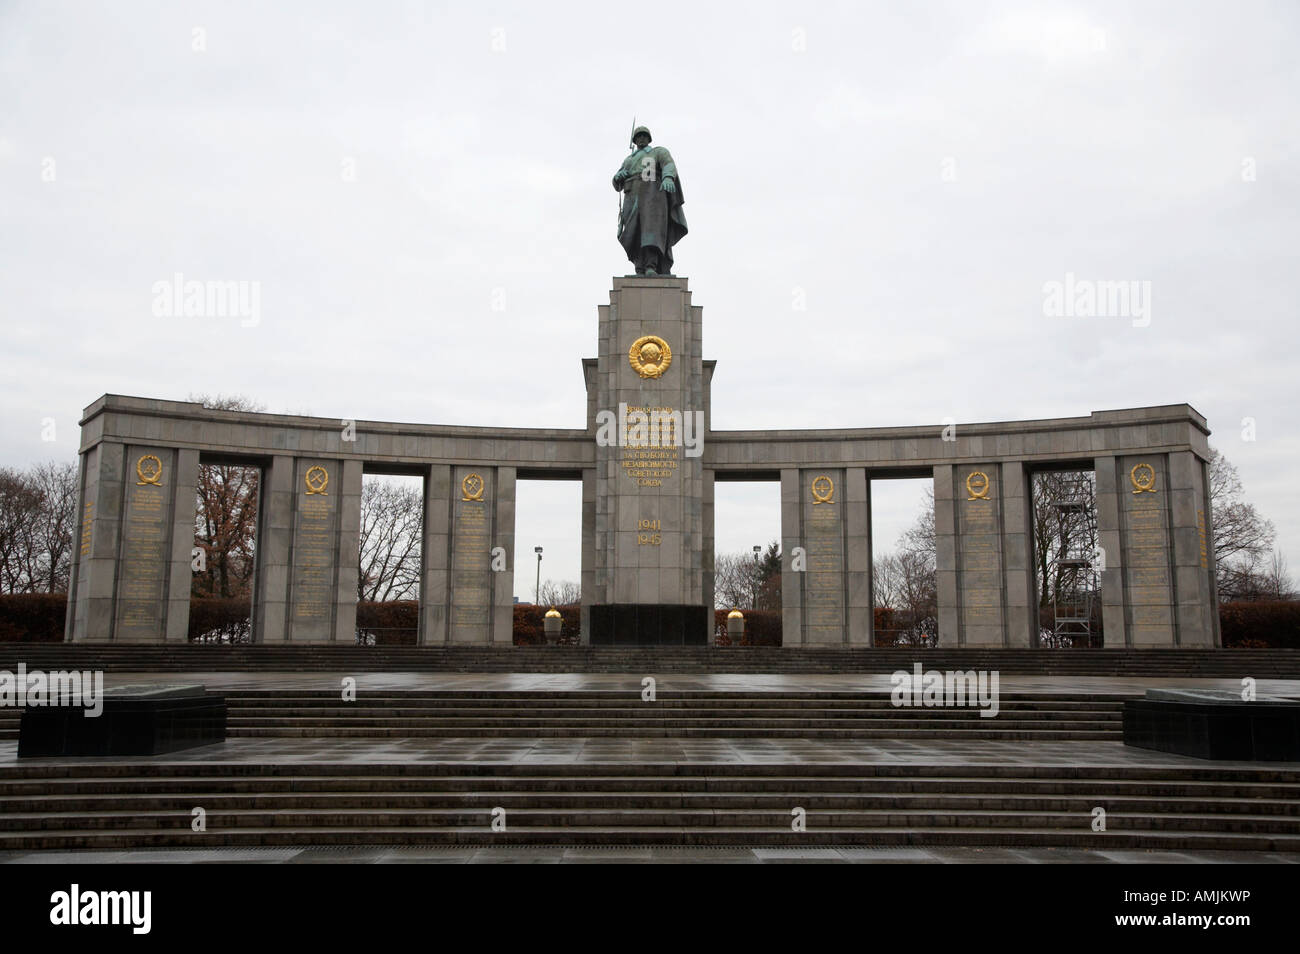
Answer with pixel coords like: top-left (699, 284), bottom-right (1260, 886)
top-left (5, 846), bottom-right (1299, 864)
top-left (36, 671), bottom-right (1300, 695)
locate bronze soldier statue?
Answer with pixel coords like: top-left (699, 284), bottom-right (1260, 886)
top-left (613, 125), bottom-right (688, 276)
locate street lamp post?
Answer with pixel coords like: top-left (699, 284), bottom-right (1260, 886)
top-left (752, 544), bottom-right (761, 609)
top-left (534, 546), bottom-right (543, 604)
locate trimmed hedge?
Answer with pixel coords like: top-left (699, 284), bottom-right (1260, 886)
top-left (0, 593), bottom-right (67, 642)
top-left (1220, 601), bottom-right (1300, 649)
top-left (513, 604), bottom-right (581, 645)
top-left (5, 593), bottom-right (1299, 649)
top-left (356, 600), bottom-right (418, 645)
top-left (188, 597), bottom-right (252, 643)
top-left (712, 609), bottom-right (782, 647)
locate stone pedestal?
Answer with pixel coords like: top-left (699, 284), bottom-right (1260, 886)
top-left (583, 277), bottom-right (708, 645)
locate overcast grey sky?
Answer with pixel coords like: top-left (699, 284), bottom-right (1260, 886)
top-left (2, 1), bottom-right (1297, 598)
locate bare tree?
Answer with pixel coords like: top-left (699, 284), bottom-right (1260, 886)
top-left (28, 461), bottom-right (77, 593)
top-left (539, 580), bottom-right (581, 605)
top-left (713, 542), bottom-right (779, 609)
top-left (1224, 549), bottom-right (1297, 602)
top-left (874, 489), bottom-right (939, 642)
top-left (1208, 447), bottom-right (1276, 599)
top-left (1261, 551), bottom-right (1297, 600)
top-left (0, 467), bottom-right (43, 593)
top-left (901, 486), bottom-right (936, 559)
top-left (873, 552), bottom-right (904, 610)
top-left (714, 551), bottom-right (757, 609)
top-left (193, 462), bottom-right (259, 598)
top-left (358, 480), bottom-right (423, 601)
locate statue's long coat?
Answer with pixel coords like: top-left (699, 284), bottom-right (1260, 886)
top-left (613, 145), bottom-right (688, 270)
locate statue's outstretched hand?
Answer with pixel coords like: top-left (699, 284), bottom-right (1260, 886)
top-left (660, 176), bottom-right (676, 194)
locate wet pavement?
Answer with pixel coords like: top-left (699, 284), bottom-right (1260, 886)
top-left (54, 671), bottom-right (1300, 695)
top-left (3, 845), bottom-right (1298, 864)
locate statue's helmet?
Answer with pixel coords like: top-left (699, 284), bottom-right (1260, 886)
top-left (630, 125), bottom-right (652, 147)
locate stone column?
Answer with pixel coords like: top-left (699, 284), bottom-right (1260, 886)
top-left (332, 459), bottom-right (363, 643)
top-left (252, 455), bottom-right (294, 643)
top-left (934, 464), bottom-right (958, 644)
top-left (580, 466), bottom-right (596, 645)
top-left (844, 467), bottom-right (872, 646)
top-left (67, 442), bottom-right (126, 641)
top-left (64, 452), bottom-right (89, 640)
top-left (790, 467), bottom-right (847, 646)
top-left (1117, 453), bottom-right (1176, 647)
top-left (780, 468), bottom-right (804, 644)
top-left (937, 463), bottom-right (1009, 646)
top-left (164, 449), bottom-right (200, 641)
top-left (1001, 461), bottom-right (1037, 648)
top-left (448, 465), bottom-right (515, 645)
top-left (1169, 450), bottom-right (1218, 646)
top-left (419, 464), bottom-right (452, 645)
top-left (1095, 455), bottom-right (1127, 645)
top-left (106, 445), bottom-right (194, 643)
top-left (702, 469), bottom-right (716, 637)
top-left (491, 466), bottom-right (517, 646)
top-left (285, 457), bottom-right (343, 643)
top-left (1199, 454), bottom-right (1223, 646)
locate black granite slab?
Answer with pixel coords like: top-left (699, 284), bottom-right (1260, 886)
top-left (18, 684), bottom-right (226, 757)
top-left (588, 604), bottom-right (710, 646)
top-left (1123, 689), bottom-right (1300, 761)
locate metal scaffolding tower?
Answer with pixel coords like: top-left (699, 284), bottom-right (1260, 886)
top-left (1049, 475), bottom-right (1100, 648)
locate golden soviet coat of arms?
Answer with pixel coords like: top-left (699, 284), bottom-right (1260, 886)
top-left (1130, 462), bottom-right (1157, 494)
top-left (461, 473), bottom-right (485, 501)
top-left (135, 454), bottom-right (163, 486)
top-left (965, 470), bottom-right (991, 500)
top-left (629, 335), bottom-right (672, 379)
top-left (304, 466), bottom-right (329, 495)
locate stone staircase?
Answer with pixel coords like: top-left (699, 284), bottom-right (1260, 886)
top-left (220, 690), bottom-right (1124, 741)
top-left (3, 647), bottom-right (1296, 852)
top-left (1, 645), bottom-right (1297, 676)
top-left (0, 691), bottom-right (1124, 742)
top-left (1, 761), bottom-right (1297, 851)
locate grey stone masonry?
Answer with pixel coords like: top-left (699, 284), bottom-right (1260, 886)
top-left (418, 465), bottom-right (451, 645)
top-left (67, 279), bottom-right (1217, 648)
top-left (778, 467), bottom-right (872, 647)
top-left (934, 462), bottom-right (1036, 648)
top-left (1170, 451), bottom-right (1220, 647)
top-left (65, 442), bottom-right (196, 643)
top-left (584, 277), bottom-right (707, 629)
top-left (1096, 452), bottom-right (1218, 648)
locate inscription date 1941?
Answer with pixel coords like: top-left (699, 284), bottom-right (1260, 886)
top-left (637, 518), bottom-right (661, 546)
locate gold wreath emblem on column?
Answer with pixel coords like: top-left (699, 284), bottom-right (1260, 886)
top-left (461, 472), bottom-right (485, 501)
top-left (304, 465), bottom-right (329, 495)
top-left (966, 470), bottom-right (990, 500)
top-left (135, 454), bottom-right (163, 486)
top-left (1130, 462), bottom-right (1156, 494)
top-left (629, 335), bottom-right (672, 379)
top-left (811, 474), bottom-right (835, 504)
